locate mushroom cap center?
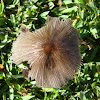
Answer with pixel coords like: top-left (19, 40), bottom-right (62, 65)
top-left (44, 43), bottom-right (54, 54)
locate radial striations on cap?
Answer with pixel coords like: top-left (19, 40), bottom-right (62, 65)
top-left (12, 16), bottom-right (81, 88)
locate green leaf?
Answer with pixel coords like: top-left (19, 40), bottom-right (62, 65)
top-left (40, 11), bottom-right (50, 19)
top-left (12, 74), bottom-right (23, 79)
top-left (48, 2), bottom-right (54, 10)
top-left (59, 15), bottom-right (69, 19)
top-left (21, 96), bottom-right (35, 100)
top-left (3, 93), bottom-right (6, 100)
top-left (78, 10), bottom-right (84, 20)
top-left (61, 6), bottom-right (78, 14)
top-left (74, 0), bottom-right (79, 3)
top-left (63, 0), bottom-right (72, 4)
top-left (90, 28), bottom-right (99, 39)
top-left (78, 0), bottom-right (86, 4)
top-left (18, 64), bottom-right (27, 69)
top-left (0, 0), bottom-right (4, 13)
top-left (80, 92), bottom-right (86, 100)
top-left (44, 91), bottom-right (47, 100)
top-left (40, 11), bottom-right (50, 17)
top-left (0, 74), bottom-right (3, 79)
top-left (10, 14), bottom-right (16, 27)
top-left (91, 82), bottom-right (97, 89)
top-left (13, 0), bottom-right (19, 5)
top-left (9, 86), bottom-right (14, 100)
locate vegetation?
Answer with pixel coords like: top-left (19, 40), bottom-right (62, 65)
top-left (0, 0), bottom-right (100, 99)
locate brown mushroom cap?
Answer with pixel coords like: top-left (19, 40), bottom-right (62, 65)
top-left (12, 16), bottom-right (81, 88)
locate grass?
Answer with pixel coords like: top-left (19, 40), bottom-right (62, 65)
top-left (0, 0), bottom-right (100, 99)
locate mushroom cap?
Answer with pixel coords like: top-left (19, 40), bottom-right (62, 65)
top-left (12, 16), bottom-right (81, 88)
